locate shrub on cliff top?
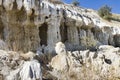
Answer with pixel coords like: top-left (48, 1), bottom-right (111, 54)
top-left (98, 5), bottom-right (112, 21)
top-left (72, 0), bottom-right (80, 6)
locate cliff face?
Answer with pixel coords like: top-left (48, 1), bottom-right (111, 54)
top-left (0, 0), bottom-right (120, 53)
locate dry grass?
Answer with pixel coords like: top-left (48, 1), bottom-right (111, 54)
top-left (0, 74), bottom-right (3, 80)
top-left (112, 13), bottom-right (120, 19)
top-left (67, 65), bottom-right (120, 80)
top-left (110, 13), bottom-right (120, 22)
top-left (100, 14), bottom-right (120, 27)
top-left (49, 0), bottom-right (64, 4)
top-left (96, 10), bottom-right (120, 27)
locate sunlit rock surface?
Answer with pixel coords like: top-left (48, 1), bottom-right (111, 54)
top-left (49, 42), bottom-right (120, 80)
top-left (0, 0), bottom-right (120, 53)
top-left (0, 50), bottom-right (42, 80)
top-left (0, 0), bottom-right (120, 79)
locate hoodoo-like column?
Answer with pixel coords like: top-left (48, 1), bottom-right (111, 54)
top-left (67, 26), bottom-right (79, 45)
top-left (47, 19), bottom-right (61, 53)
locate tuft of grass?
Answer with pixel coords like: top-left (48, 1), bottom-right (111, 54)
top-left (110, 14), bottom-right (120, 22)
top-left (49, 0), bottom-right (63, 4)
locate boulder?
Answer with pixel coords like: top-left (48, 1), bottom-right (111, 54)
top-left (20, 60), bottom-right (42, 80)
top-left (0, 50), bottom-right (42, 80)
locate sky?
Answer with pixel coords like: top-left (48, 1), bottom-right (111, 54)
top-left (63, 0), bottom-right (120, 14)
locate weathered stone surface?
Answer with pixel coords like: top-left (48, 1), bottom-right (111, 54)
top-left (20, 60), bottom-right (42, 80)
top-left (0, 0), bottom-right (120, 53)
top-left (0, 40), bottom-right (8, 50)
top-left (49, 42), bottom-right (120, 80)
top-left (0, 50), bottom-right (42, 80)
top-left (0, 41), bottom-right (120, 80)
top-left (0, 0), bottom-right (120, 80)
top-left (55, 42), bottom-right (66, 54)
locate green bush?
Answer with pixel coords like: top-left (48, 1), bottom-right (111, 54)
top-left (72, 0), bottom-right (80, 6)
top-left (98, 5), bottom-right (112, 21)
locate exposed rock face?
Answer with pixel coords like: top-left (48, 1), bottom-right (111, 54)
top-left (0, 0), bottom-right (120, 53)
top-left (0, 41), bottom-right (120, 80)
top-left (20, 60), bottom-right (42, 80)
top-left (49, 42), bottom-right (120, 80)
top-left (0, 50), bottom-right (42, 80)
top-left (0, 0), bottom-right (120, 80)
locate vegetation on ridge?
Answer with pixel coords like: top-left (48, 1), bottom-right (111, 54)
top-left (49, 0), bottom-right (63, 4)
top-left (98, 5), bottom-right (120, 22)
top-left (98, 5), bottom-right (112, 21)
top-left (72, 0), bottom-right (80, 6)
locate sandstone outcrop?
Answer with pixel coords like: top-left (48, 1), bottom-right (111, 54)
top-left (0, 0), bottom-right (120, 53)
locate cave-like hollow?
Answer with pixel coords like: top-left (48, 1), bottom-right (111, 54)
top-left (60, 24), bottom-right (68, 43)
top-left (39, 23), bottom-right (48, 46)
